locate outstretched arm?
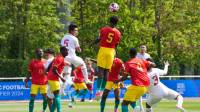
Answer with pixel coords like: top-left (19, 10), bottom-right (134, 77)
top-left (160, 61), bottom-right (169, 75)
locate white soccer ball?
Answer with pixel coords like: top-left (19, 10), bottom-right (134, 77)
top-left (109, 2), bottom-right (119, 12)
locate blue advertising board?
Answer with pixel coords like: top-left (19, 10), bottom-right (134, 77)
top-left (0, 80), bottom-right (200, 100)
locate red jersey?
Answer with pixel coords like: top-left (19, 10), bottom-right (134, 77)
top-left (28, 59), bottom-right (47, 85)
top-left (107, 58), bottom-right (124, 81)
top-left (48, 54), bottom-right (65, 81)
top-left (99, 26), bottom-right (121, 48)
top-left (73, 66), bottom-right (85, 83)
top-left (125, 58), bottom-right (150, 86)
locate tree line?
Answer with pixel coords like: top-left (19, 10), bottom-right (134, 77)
top-left (0, 0), bottom-right (199, 77)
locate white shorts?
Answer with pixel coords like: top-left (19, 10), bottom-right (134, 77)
top-left (63, 65), bottom-right (72, 74)
top-left (147, 82), bottom-right (179, 106)
top-left (65, 55), bottom-right (84, 67)
top-left (47, 84), bottom-right (54, 99)
top-left (64, 74), bottom-right (74, 86)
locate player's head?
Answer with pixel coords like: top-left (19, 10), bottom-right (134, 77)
top-left (44, 48), bottom-right (54, 58)
top-left (140, 44), bottom-right (147, 53)
top-left (109, 16), bottom-right (119, 27)
top-left (60, 46), bottom-right (68, 57)
top-left (68, 23), bottom-right (78, 36)
top-left (146, 58), bottom-right (154, 71)
top-left (85, 58), bottom-right (92, 65)
top-left (129, 48), bottom-right (137, 58)
top-left (35, 48), bottom-right (43, 59)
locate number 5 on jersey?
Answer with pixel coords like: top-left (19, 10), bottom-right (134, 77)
top-left (106, 33), bottom-right (114, 43)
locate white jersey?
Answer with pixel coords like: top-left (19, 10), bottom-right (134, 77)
top-left (146, 65), bottom-right (180, 107)
top-left (136, 53), bottom-right (151, 60)
top-left (148, 67), bottom-right (168, 87)
top-left (61, 34), bottom-right (80, 57)
top-left (44, 57), bottom-right (54, 70)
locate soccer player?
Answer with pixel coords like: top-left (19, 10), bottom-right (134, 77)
top-left (81, 58), bottom-right (95, 102)
top-left (146, 59), bottom-right (185, 112)
top-left (135, 44), bottom-right (151, 112)
top-left (44, 48), bottom-right (55, 71)
top-left (115, 48), bottom-right (155, 112)
top-left (68, 66), bottom-right (89, 108)
top-left (43, 48), bottom-right (56, 111)
top-left (61, 23), bottom-right (92, 84)
top-left (100, 57), bottom-right (125, 112)
top-left (25, 48), bottom-right (48, 112)
top-left (95, 16), bottom-right (121, 98)
top-left (47, 46), bottom-right (68, 112)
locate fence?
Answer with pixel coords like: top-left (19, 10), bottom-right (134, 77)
top-left (0, 76), bottom-right (200, 100)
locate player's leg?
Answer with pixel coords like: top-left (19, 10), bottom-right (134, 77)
top-left (165, 87), bottom-right (185, 112)
top-left (29, 84), bottom-right (38, 112)
top-left (49, 80), bottom-right (62, 112)
top-left (134, 97), bottom-right (144, 112)
top-left (67, 56), bottom-right (92, 84)
top-left (40, 85), bottom-right (48, 112)
top-left (96, 47), bottom-right (114, 95)
top-left (146, 94), bottom-right (162, 112)
top-left (69, 83), bottom-right (88, 107)
top-left (47, 84), bottom-right (54, 111)
top-left (121, 100), bottom-right (130, 112)
top-left (124, 85), bottom-right (148, 112)
top-left (114, 88), bottom-right (120, 112)
top-left (100, 89), bottom-right (110, 112)
top-left (87, 84), bottom-right (93, 101)
top-left (60, 66), bottom-right (72, 96)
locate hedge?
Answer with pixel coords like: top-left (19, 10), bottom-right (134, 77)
top-left (0, 59), bottom-right (28, 77)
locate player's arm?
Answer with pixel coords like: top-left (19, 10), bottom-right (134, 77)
top-left (74, 37), bottom-right (82, 52)
top-left (75, 47), bottom-right (81, 52)
top-left (52, 66), bottom-right (66, 82)
top-left (25, 71), bottom-right (31, 88)
top-left (159, 61), bottom-right (169, 76)
top-left (114, 72), bottom-right (128, 83)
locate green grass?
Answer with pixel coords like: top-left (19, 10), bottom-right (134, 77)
top-left (0, 99), bottom-right (199, 112)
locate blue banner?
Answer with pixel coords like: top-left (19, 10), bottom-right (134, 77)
top-left (0, 80), bottom-right (200, 100)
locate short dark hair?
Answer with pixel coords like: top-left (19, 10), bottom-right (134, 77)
top-left (68, 23), bottom-right (77, 32)
top-left (129, 48), bottom-right (137, 58)
top-left (110, 16), bottom-right (119, 25)
top-left (146, 58), bottom-right (154, 62)
top-left (60, 46), bottom-right (67, 52)
top-left (44, 48), bottom-right (54, 54)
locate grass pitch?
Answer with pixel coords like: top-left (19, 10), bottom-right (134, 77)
top-left (0, 98), bottom-right (199, 112)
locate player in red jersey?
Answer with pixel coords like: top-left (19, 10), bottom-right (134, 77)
top-left (81, 58), bottom-right (95, 102)
top-left (68, 66), bottom-right (88, 108)
top-left (100, 58), bottom-right (125, 112)
top-left (115, 48), bottom-right (155, 112)
top-left (47, 46), bottom-right (68, 112)
top-left (95, 16), bottom-right (121, 98)
top-left (25, 48), bottom-right (47, 112)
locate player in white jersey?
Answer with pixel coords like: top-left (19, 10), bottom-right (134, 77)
top-left (61, 23), bottom-right (92, 85)
top-left (146, 60), bottom-right (185, 112)
top-left (135, 44), bottom-right (151, 112)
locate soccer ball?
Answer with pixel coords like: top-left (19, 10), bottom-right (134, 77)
top-left (109, 2), bottom-right (119, 12)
